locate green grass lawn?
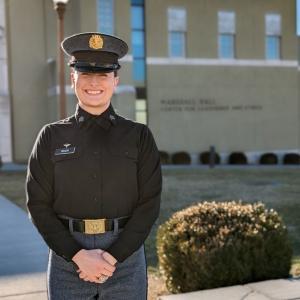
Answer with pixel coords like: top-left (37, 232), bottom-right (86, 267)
top-left (1, 167), bottom-right (299, 276)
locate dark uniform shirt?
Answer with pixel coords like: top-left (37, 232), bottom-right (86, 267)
top-left (25, 103), bottom-right (162, 263)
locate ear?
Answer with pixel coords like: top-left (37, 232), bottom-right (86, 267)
top-left (70, 71), bottom-right (75, 89)
top-left (114, 76), bottom-right (120, 87)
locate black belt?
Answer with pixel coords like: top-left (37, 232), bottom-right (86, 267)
top-left (58, 215), bottom-right (130, 234)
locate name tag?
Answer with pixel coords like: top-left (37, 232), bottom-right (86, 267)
top-left (54, 146), bottom-right (76, 156)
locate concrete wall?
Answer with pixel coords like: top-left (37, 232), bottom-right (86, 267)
top-left (6, 0), bottom-right (48, 162)
top-left (146, 0), bottom-right (297, 59)
top-left (146, 0), bottom-right (299, 157)
top-left (0, 0), bottom-right (12, 162)
top-left (147, 64), bottom-right (298, 153)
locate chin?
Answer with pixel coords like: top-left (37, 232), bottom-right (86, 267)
top-left (81, 100), bottom-right (110, 108)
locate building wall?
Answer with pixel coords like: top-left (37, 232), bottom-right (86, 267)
top-left (6, 0), bottom-right (48, 162)
top-left (5, 0), bottom-right (135, 162)
top-left (0, 0), bottom-right (12, 162)
top-left (147, 64), bottom-right (298, 153)
top-left (146, 0), bottom-right (297, 59)
top-left (146, 0), bottom-right (299, 158)
top-left (3, 0), bottom-right (300, 162)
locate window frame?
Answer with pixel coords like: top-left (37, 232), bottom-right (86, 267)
top-left (131, 0), bottom-right (146, 82)
top-left (97, 0), bottom-right (115, 35)
top-left (218, 11), bottom-right (236, 59)
top-left (265, 13), bottom-right (281, 60)
top-left (168, 7), bottom-right (187, 58)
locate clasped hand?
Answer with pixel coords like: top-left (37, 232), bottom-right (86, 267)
top-left (72, 249), bottom-right (117, 283)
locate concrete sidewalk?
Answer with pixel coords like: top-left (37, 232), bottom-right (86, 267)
top-left (0, 194), bottom-right (48, 299)
top-left (159, 278), bottom-right (300, 300)
top-left (0, 194), bottom-right (299, 300)
top-left (0, 163), bottom-right (27, 172)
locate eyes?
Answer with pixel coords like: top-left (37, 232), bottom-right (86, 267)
top-left (73, 71), bottom-right (117, 85)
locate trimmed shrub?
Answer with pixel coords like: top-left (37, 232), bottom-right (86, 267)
top-left (283, 153), bottom-right (300, 165)
top-left (159, 151), bottom-right (170, 164)
top-left (157, 201), bottom-right (292, 293)
top-left (199, 151), bottom-right (220, 164)
top-left (172, 152), bottom-right (191, 165)
top-left (259, 153), bottom-right (278, 165)
top-left (228, 152), bottom-right (248, 164)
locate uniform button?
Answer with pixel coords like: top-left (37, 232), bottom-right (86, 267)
top-left (93, 197), bottom-right (97, 202)
top-left (93, 151), bottom-right (99, 155)
top-left (125, 151), bottom-right (129, 155)
top-left (92, 173), bottom-right (97, 179)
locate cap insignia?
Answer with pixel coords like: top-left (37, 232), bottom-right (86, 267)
top-left (89, 34), bottom-right (104, 50)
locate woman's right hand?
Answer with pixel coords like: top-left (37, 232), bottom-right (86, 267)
top-left (72, 249), bottom-right (116, 283)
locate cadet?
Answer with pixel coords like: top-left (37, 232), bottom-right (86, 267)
top-left (26, 32), bottom-right (162, 300)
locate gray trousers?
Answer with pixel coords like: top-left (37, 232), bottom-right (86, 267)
top-left (47, 227), bottom-right (147, 300)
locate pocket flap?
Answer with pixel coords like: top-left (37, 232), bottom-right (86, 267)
top-left (110, 147), bottom-right (138, 160)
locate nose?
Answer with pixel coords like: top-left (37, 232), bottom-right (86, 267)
top-left (89, 74), bottom-right (99, 86)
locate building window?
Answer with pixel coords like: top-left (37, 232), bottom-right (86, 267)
top-left (266, 36), bottom-right (280, 59)
top-left (218, 11), bottom-right (235, 59)
top-left (97, 0), bottom-right (114, 35)
top-left (168, 7), bottom-right (186, 58)
top-left (131, 0), bottom-right (145, 82)
top-left (135, 99), bottom-right (147, 124)
top-left (265, 14), bottom-right (281, 60)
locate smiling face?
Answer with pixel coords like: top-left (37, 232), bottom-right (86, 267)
top-left (71, 70), bottom-right (119, 115)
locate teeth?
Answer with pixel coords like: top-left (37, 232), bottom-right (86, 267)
top-left (86, 90), bottom-right (102, 95)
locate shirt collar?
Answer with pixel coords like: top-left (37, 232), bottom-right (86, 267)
top-left (75, 103), bottom-right (117, 130)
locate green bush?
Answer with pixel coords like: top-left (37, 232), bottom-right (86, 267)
top-left (159, 151), bottom-right (170, 164)
top-left (172, 152), bottom-right (191, 164)
top-left (157, 201), bottom-right (292, 293)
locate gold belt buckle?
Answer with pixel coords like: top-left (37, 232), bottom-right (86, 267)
top-left (84, 219), bottom-right (106, 234)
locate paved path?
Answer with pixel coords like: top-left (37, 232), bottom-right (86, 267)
top-left (0, 195), bottom-right (48, 299)
top-left (1, 162), bottom-right (300, 173)
top-left (0, 163), bottom-right (27, 172)
top-left (159, 278), bottom-right (300, 300)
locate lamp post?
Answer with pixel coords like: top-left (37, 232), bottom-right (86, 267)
top-left (53, 0), bottom-right (69, 119)
top-left (297, 0), bottom-right (300, 153)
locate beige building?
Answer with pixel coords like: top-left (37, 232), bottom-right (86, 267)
top-left (1, 0), bottom-right (299, 164)
top-left (0, 0), bottom-right (12, 162)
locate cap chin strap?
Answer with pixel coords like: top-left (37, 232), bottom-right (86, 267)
top-left (68, 61), bottom-right (120, 73)
top-left (76, 66), bottom-right (120, 73)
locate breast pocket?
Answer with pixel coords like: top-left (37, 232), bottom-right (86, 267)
top-left (108, 146), bottom-right (139, 187)
top-left (107, 146), bottom-right (139, 181)
top-left (104, 146), bottom-right (139, 207)
top-left (51, 146), bottom-right (83, 193)
top-left (51, 145), bottom-right (82, 163)
top-left (109, 147), bottom-right (139, 162)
